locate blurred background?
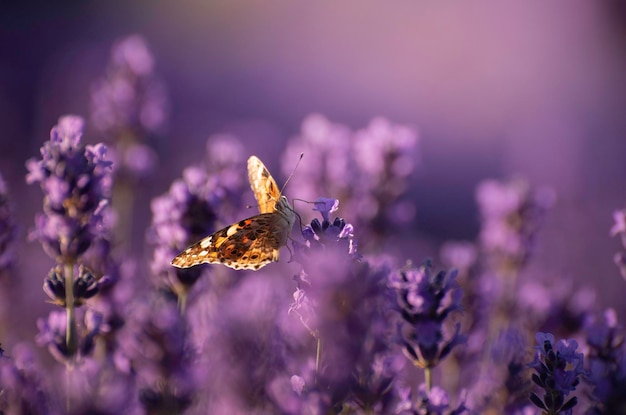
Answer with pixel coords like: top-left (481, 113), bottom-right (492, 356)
top-left (1, 0), bottom-right (626, 341)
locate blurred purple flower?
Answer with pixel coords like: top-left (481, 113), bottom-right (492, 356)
top-left (395, 383), bottom-right (468, 415)
top-left (61, 357), bottom-right (137, 415)
top-left (439, 241), bottom-right (477, 276)
top-left (585, 309), bottom-right (626, 414)
top-left (36, 309), bottom-right (108, 365)
top-left (389, 261), bottom-right (465, 369)
top-left (204, 133), bottom-right (248, 194)
top-left (115, 292), bottom-right (194, 414)
top-left (476, 177), bottom-right (554, 273)
top-left (610, 209), bottom-right (626, 239)
top-left (517, 279), bottom-right (595, 338)
top-left (0, 343), bottom-right (52, 415)
top-left (528, 332), bottom-right (585, 415)
top-left (611, 209), bottom-right (626, 280)
top-left (26, 115), bottom-right (112, 262)
top-left (91, 34), bottom-right (169, 147)
top-left (287, 256), bottom-right (398, 412)
top-left (287, 203), bottom-right (399, 412)
top-left (281, 114), bottom-right (419, 242)
top-left (0, 174), bottom-right (18, 271)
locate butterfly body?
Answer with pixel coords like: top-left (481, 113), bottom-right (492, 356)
top-left (170, 156), bottom-right (295, 270)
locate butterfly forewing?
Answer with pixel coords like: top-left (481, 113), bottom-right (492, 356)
top-left (247, 155), bottom-right (280, 214)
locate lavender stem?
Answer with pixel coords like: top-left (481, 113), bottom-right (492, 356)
top-left (64, 262), bottom-right (77, 358)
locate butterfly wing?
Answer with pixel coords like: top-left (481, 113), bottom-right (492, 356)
top-left (248, 155), bottom-right (281, 214)
top-left (170, 213), bottom-right (286, 270)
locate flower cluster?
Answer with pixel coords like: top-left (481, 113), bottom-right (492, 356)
top-left (281, 114), bottom-right (419, 242)
top-left (35, 309), bottom-right (108, 364)
top-left (390, 262), bottom-right (465, 371)
top-left (115, 291), bottom-right (194, 414)
top-left (26, 116), bottom-right (112, 263)
top-left (0, 175), bottom-right (17, 273)
top-left (395, 384), bottom-right (468, 415)
top-left (283, 199), bottom-right (400, 413)
top-left (0, 344), bottom-right (51, 415)
top-left (585, 309), bottom-right (626, 414)
top-left (20, 115), bottom-right (137, 415)
top-left (91, 34), bottom-right (168, 179)
top-left (0, 175), bottom-right (17, 342)
top-left (529, 332), bottom-right (585, 415)
top-left (611, 209), bottom-right (626, 281)
top-left (476, 177), bottom-right (555, 275)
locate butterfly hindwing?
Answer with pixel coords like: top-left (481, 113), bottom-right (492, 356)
top-left (170, 214), bottom-right (283, 270)
top-left (170, 155), bottom-right (295, 271)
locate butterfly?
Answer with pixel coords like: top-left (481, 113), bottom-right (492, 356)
top-left (170, 156), bottom-right (296, 270)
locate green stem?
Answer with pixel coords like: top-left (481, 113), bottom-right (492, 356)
top-left (315, 337), bottom-right (322, 385)
top-left (424, 367), bottom-right (432, 393)
top-left (178, 291), bottom-right (188, 315)
top-left (63, 262), bottom-right (76, 415)
top-left (64, 262), bottom-right (77, 358)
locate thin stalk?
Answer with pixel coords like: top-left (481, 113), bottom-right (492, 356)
top-left (63, 261), bottom-right (76, 415)
top-left (315, 337), bottom-right (322, 385)
top-left (64, 262), bottom-right (77, 357)
top-left (178, 291), bottom-right (188, 315)
top-left (424, 367), bottom-right (432, 393)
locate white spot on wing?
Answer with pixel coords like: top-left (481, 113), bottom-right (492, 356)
top-left (226, 225), bottom-right (239, 237)
top-left (200, 237), bottom-right (213, 249)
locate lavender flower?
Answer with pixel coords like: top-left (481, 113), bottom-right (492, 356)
top-left (35, 309), bottom-right (108, 365)
top-left (0, 343), bottom-right (52, 415)
top-left (529, 332), bottom-right (585, 415)
top-left (281, 115), bottom-right (419, 242)
top-left (610, 209), bottom-right (626, 280)
top-left (396, 383), bottom-right (468, 415)
top-left (299, 197), bottom-right (357, 257)
top-left (389, 261), bottom-right (465, 372)
top-left (90, 35), bottom-right (169, 254)
top-left (0, 174), bottom-right (18, 342)
top-left (585, 309), bottom-right (626, 414)
top-left (439, 241), bottom-right (477, 278)
top-left (42, 264), bottom-right (106, 307)
top-left (26, 115), bottom-right (112, 263)
top-left (27, 115), bottom-right (112, 363)
top-left (474, 327), bottom-right (533, 413)
top-left (286, 200), bottom-right (398, 413)
top-left (0, 174), bottom-right (18, 272)
top-left (62, 357), bottom-right (136, 415)
top-left (114, 292), bottom-right (194, 414)
top-left (476, 177), bottom-right (554, 275)
top-left (517, 279), bottom-right (595, 338)
top-left (90, 34), bottom-right (168, 177)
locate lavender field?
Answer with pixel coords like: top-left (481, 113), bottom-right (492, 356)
top-left (1, 2), bottom-right (626, 414)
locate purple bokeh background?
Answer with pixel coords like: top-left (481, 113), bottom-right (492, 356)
top-left (1, 1), bottom-right (626, 350)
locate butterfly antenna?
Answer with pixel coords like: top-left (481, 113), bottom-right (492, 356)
top-left (280, 152), bottom-right (303, 195)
